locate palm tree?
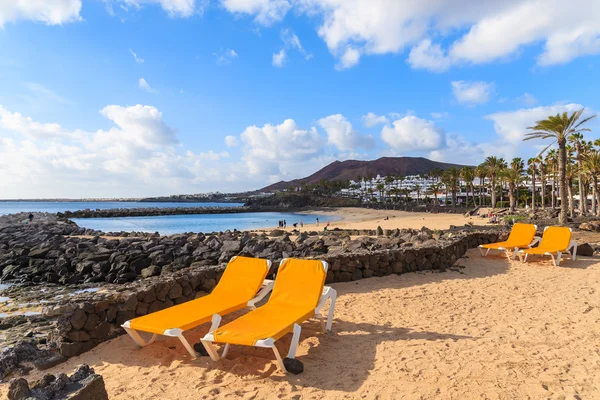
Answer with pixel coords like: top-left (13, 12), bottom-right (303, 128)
top-left (569, 132), bottom-right (587, 215)
top-left (537, 155), bottom-right (546, 209)
top-left (527, 157), bottom-right (537, 212)
top-left (501, 168), bottom-right (523, 213)
top-left (460, 166), bottom-right (476, 207)
top-left (511, 157), bottom-right (524, 172)
top-left (583, 150), bottom-right (600, 216)
top-left (475, 165), bottom-right (488, 207)
top-left (443, 167), bottom-right (461, 209)
top-left (429, 183), bottom-right (441, 204)
top-left (525, 109), bottom-right (597, 223)
top-left (414, 184), bottom-right (422, 205)
top-left (483, 156), bottom-right (506, 208)
top-left (375, 182), bottom-right (385, 203)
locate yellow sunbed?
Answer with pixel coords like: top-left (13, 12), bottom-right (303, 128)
top-left (517, 226), bottom-right (577, 266)
top-left (478, 223), bottom-right (539, 259)
top-left (201, 258), bottom-right (337, 374)
top-left (121, 256), bottom-right (272, 358)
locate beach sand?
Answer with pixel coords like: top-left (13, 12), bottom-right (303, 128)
top-left (4, 249), bottom-right (600, 399)
top-left (261, 207), bottom-right (491, 232)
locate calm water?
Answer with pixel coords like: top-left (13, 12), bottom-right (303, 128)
top-left (72, 212), bottom-right (339, 235)
top-left (0, 201), bottom-right (244, 215)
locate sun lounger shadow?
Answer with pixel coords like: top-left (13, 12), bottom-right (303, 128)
top-left (199, 318), bottom-right (474, 391)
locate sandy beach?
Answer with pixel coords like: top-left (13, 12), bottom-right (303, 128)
top-left (264, 207), bottom-right (490, 232)
top-left (4, 248), bottom-right (600, 399)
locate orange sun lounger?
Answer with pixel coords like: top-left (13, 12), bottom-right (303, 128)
top-left (478, 223), bottom-right (539, 259)
top-left (121, 256), bottom-right (272, 358)
top-left (201, 258), bottom-right (337, 374)
top-left (517, 226), bottom-right (577, 266)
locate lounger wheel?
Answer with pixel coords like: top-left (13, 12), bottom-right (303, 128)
top-left (193, 342), bottom-right (209, 356)
top-left (283, 358), bottom-right (304, 375)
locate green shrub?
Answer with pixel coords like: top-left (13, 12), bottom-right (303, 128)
top-left (503, 215), bottom-right (527, 222)
top-left (495, 201), bottom-right (510, 208)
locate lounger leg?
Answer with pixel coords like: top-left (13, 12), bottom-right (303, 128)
top-left (178, 334), bottom-right (199, 359)
top-left (272, 345), bottom-right (287, 372)
top-left (221, 343), bottom-right (230, 358)
top-left (326, 289), bottom-right (337, 332)
top-left (570, 242), bottom-right (578, 260)
top-left (123, 327), bottom-right (157, 348)
top-left (556, 252), bottom-right (562, 266)
top-left (287, 324), bottom-right (301, 359)
top-left (201, 340), bottom-right (221, 362)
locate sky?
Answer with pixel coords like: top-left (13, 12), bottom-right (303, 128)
top-left (0, 0), bottom-right (599, 199)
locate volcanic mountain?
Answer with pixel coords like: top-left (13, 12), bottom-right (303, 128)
top-left (260, 157), bottom-right (467, 192)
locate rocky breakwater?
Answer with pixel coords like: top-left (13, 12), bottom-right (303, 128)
top-left (59, 205), bottom-right (251, 218)
top-left (7, 364), bottom-right (108, 400)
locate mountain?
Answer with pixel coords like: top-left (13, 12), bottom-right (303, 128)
top-left (260, 157), bottom-right (468, 192)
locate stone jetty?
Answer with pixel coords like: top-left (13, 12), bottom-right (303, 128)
top-left (58, 206), bottom-right (251, 219)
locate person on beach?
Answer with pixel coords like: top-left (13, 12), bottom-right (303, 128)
top-left (316, 218), bottom-right (319, 227)
top-left (283, 220), bottom-right (287, 228)
top-left (28, 213), bottom-right (33, 224)
top-left (300, 220), bottom-right (303, 228)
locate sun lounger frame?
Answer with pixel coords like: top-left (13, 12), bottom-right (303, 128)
top-left (478, 224), bottom-right (540, 260)
top-left (121, 257), bottom-right (274, 358)
top-left (200, 260), bottom-right (337, 373)
top-left (517, 227), bottom-right (578, 266)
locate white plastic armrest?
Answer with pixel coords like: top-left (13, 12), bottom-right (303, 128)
top-left (315, 286), bottom-right (333, 313)
top-left (248, 279), bottom-right (274, 307)
top-left (529, 236), bottom-right (541, 247)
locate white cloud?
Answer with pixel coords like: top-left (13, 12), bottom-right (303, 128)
top-left (430, 112), bottom-right (449, 119)
top-left (451, 80), bottom-right (494, 106)
top-left (217, 0), bottom-right (600, 70)
top-left (214, 48), bottom-right (238, 65)
top-left (240, 119), bottom-right (325, 178)
top-left (115, 0), bottom-right (198, 17)
top-left (0, 0), bottom-right (82, 27)
top-left (219, 0), bottom-right (291, 25)
top-left (22, 82), bottom-right (70, 105)
top-left (381, 115), bottom-right (444, 152)
top-left (428, 134), bottom-right (486, 165)
top-left (517, 93), bottom-right (538, 106)
top-left (138, 78), bottom-right (158, 93)
top-left (407, 39), bottom-right (451, 72)
top-left (225, 135), bottom-right (239, 147)
top-left (485, 103), bottom-right (584, 145)
top-left (272, 49), bottom-right (286, 67)
top-left (129, 49), bottom-right (144, 63)
top-left (361, 112), bottom-right (388, 128)
top-left (273, 29), bottom-right (312, 65)
top-left (0, 105), bottom-right (69, 139)
top-left (336, 47), bottom-right (360, 70)
top-left (318, 114), bottom-right (374, 151)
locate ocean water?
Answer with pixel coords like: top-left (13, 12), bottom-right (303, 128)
top-left (0, 201), bottom-right (244, 215)
top-left (72, 212), bottom-right (339, 235)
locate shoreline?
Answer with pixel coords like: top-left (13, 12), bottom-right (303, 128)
top-left (254, 207), bottom-right (491, 233)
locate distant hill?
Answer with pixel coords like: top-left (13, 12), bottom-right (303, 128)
top-left (260, 157), bottom-right (467, 192)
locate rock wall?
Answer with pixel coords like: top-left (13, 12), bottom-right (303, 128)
top-left (59, 206), bottom-right (251, 219)
top-left (44, 230), bottom-right (505, 358)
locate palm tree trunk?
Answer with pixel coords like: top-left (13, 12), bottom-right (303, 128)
top-left (578, 160), bottom-right (586, 216)
top-left (592, 176), bottom-right (598, 216)
top-left (509, 185), bottom-right (515, 213)
top-left (491, 176), bottom-right (496, 208)
top-left (567, 178), bottom-right (575, 218)
top-left (531, 169), bottom-right (536, 212)
top-left (540, 169), bottom-right (546, 209)
top-left (558, 143), bottom-right (568, 224)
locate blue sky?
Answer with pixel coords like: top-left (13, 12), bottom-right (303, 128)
top-left (0, 0), bottom-right (599, 198)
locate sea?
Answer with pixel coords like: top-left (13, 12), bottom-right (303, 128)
top-left (0, 201), bottom-right (339, 235)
